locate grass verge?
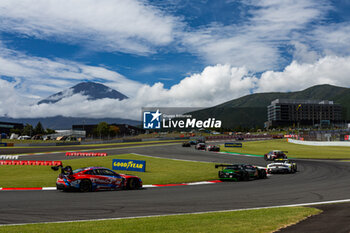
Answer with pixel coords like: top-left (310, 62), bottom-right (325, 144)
top-left (0, 153), bottom-right (217, 187)
top-left (0, 207), bottom-right (321, 233)
top-left (221, 139), bottom-right (350, 159)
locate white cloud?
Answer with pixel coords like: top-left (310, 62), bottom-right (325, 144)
top-left (307, 23), bottom-right (350, 57)
top-left (0, 44), bottom-right (142, 99)
top-left (182, 0), bottom-right (329, 71)
top-left (2, 56), bottom-right (350, 120)
top-left (291, 41), bottom-right (320, 64)
top-left (0, 0), bottom-right (179, 54)
top-left (0, 63), bottom-right (258, 119)
top-left (256, 56), bottom-right (350, 93)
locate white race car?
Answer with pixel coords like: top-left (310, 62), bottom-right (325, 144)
top-left (264, 150), bottom-right (288, 161)
top-left (267, 159), bottom-right (297, 174)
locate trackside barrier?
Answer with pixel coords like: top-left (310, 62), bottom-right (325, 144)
top-left (224, 142), bottom-right (242, 148)
top-left (0, 160), bottom-right (62, 166)
top-left (65, 152), bottom-right (108, 157)
top-left (0, 155), bottom-right (19, 160)
top-left (122, 139), bottom-right (142, 143)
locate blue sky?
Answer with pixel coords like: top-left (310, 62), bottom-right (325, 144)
top-left (0, 0), bottom-right (350, 119)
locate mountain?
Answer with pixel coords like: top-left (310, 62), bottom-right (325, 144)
top-left (0, 116), bottom-right (140, 130)
top-left (38, 82), bottom-right (128, 105)
top-left (190, 84), bottom-right (350, 129)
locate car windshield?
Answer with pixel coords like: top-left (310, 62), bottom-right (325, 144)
top-left (226, 165), bottom-right (240, 170)
top-left (73, 168), bottom-right (85, 174)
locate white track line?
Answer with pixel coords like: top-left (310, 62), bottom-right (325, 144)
top-left (1, 199), bottom-right (350, 227)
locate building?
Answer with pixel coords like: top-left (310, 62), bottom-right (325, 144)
top-left (0, 121), bottom-right (24, 136)
top-left (266, 99), bottom-right (343, 128)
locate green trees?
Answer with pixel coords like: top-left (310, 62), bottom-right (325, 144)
top-left (22, 124), bottom-right (34, 136)
top-left (94, 122), bottom-right (120, 139)
top-left (13, 122), bottom-right (55, 137)
top-left (109, 125), bottom-right (120, 138)
top-left (34, 122), bottom-right (45, 135)
top-left (96, 122), bottom-right (109, 139)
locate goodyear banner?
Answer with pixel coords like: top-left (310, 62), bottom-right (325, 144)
top-left (112, 159), bottom-right (146, 172)
top-left (224, 142), bottom-right (242, 148)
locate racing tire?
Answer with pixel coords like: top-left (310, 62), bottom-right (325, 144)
top-left (79, 179), bottom-right (92, 192)
top-left (127, 178), bottom-right (140, 190)
top-left (240, 172), bottom-right (249, 181)
top-left (264, 155), bottom-right (267, 161)
top-left (259, 170), bottom-right (267, 179)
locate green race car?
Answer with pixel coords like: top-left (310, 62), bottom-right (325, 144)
top-left (215, 164), bottom-right (267, 181)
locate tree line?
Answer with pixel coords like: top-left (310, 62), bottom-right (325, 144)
top-left (10, 122), bottom-right (56, 136)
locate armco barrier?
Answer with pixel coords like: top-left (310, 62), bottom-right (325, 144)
top-left (0, 160), bottom-right (62, 166)
top-left (56, 142), bottom-right (81, 146)
top-left (122, 138), bottom-right (142, 143)
top-left (65, 152), bottom-right (107, 157)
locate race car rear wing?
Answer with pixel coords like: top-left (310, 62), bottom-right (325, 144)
top-left (51, 164), bottom-right (73, 175)
top-left (215, 164), bottom-right (233, 168)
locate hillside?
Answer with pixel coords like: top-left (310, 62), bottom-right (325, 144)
top-left (191, 84), bottom-right (350, 129)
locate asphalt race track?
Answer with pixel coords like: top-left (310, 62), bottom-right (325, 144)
top-left (1, 142), bottom-right (350, 232)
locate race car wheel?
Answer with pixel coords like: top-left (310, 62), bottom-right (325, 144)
top-left (127, 178), bottom-right (140, 190)
top-left (264, 155), bottom-right (267, 160)
top-left (259, 170), bottom-right (267, 179)
top-left (79, 179), bottom-right (92, 192)
top-left (240, 172), bottom-right (249, 181)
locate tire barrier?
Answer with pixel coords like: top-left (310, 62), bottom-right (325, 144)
top-left (0, 160), bottom-right (62, 166)
top-left (65, 152), bottom-right (108, 157)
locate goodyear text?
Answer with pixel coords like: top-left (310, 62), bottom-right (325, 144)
top-left (112, 159), bottom-right (146, 172)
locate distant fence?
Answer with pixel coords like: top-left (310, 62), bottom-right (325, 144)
top-left (206, 135), bottom-right (272, 141)
top-left (288, 139), bottom-right (350, 147)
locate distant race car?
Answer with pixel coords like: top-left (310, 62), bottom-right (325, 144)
top-left (52, 165), bottom-right (142, 192)
top-left (195, 143), bottom-right (206, 150)
top-left (182, 142), bottom-right (191, 147)
top-left (197, 139), bottom-right (206, 143)
top-left (264, 150), bottom-right (288, 161)
top-left (215, 164), bottom-right (267, 181)
top-left (206, 145), bottom-right (220, 152)
top-left (267, 159), bottom-right (297, 174)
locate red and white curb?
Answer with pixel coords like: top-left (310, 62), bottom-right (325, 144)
top-left (0, 180), bottom-right (223, 191)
